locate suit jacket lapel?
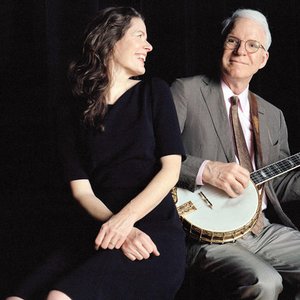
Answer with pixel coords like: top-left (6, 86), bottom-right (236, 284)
top-left (202, 77), bottom-right (236, 163)
top-left (254, 96), bottom-right (269, 168)
top-left (201, 78), bottom-right (271, 168)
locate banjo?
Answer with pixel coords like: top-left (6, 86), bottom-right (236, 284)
top-left (172, 152), bottom-right (300, 244)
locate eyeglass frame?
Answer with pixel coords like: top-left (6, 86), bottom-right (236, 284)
top-left (224, 36), bottom-right (266, 53)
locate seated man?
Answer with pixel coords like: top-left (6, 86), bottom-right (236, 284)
top-left (171, 8), bottom-right (300, 300)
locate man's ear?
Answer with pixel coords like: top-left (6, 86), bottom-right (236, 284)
top-left (259, 51), bottom-right (269, 70)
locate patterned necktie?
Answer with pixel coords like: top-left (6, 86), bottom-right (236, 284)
top-left (230, 96), bottom-right (264, 235)
top-left (230, 96), bottom-right (253, 172)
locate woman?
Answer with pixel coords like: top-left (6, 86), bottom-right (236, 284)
top-left (7, 6), bottom-right (186, 300)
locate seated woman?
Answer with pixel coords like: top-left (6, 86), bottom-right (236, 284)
top-left (6, 6), bottom-right (186, 300)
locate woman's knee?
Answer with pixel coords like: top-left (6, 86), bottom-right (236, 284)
top-left (47, 290), bottom-right (72, 300)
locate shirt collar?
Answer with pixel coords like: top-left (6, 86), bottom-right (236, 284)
top-left (221, 80), bottom-right (249, 113)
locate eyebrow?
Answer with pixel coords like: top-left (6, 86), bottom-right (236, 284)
top-left (227, 35), bottom-right (259, 41)
top-left (134, 30), bottom-right (145, 35)
top-left (133, 30), bottom-right (147, 38)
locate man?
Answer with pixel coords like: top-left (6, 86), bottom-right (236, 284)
top-left (171, 9), bottom-right (300, 300)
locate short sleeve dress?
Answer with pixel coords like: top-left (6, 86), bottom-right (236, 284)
top-left (54, 78), bottom-right (187, 299)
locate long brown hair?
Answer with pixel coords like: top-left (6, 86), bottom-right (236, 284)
top-left (68, 7), bottom-right (143, 129)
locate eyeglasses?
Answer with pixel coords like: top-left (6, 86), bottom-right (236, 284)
top-left (224, 36), bottom-right (266, 53)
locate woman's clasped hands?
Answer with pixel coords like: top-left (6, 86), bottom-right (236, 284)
top-left (95, 212), bottom-right (160, 261)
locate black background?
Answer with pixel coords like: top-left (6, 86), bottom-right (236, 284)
top-left (1, 0), bottom-right (300, 296)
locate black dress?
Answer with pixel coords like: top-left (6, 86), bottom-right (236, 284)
top-left (53, 78), bottom-right (186, 299)
top-left (8, 78), bottom-right (186, 299)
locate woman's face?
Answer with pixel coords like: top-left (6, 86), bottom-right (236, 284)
top-left (111, 17), bottom-right (153, 78)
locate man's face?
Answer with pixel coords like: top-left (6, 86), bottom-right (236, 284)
top-left (221, 17), bottom-right (269, 85)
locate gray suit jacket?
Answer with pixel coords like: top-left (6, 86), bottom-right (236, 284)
top-left (171, 75), bottom-right (300, 228)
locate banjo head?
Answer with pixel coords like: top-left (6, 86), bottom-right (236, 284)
top-left (174, 181), bottom-right (260, 243)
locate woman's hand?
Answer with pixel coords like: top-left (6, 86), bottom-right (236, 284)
top-left (121, 227), bottom-right (160, 261)
top-left (94, 210), bottom-right (136, 250)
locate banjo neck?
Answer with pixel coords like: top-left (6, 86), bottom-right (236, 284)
top-left (250, 152), bottom-right (300, 186)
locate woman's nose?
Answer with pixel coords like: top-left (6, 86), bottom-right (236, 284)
top-left (145, 40), bottom-right (153, 52)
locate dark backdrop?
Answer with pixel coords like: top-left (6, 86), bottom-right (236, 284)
top-left (1, 0), bottom-right (300, 296)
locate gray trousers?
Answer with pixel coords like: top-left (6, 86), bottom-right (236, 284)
top-left (187, 217), bottom-right (300, 300)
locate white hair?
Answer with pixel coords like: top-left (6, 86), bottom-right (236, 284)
top-left (221, 9), bottom-right (272, 50)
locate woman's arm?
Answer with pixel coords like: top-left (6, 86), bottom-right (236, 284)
top-left (70, 179), bottom-right (160, 261)
top-left (94, 154), bottom-right (181, 251)
top-left (70, 179), bottom-right (113, 222)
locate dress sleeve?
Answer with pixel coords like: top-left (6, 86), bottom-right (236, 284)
top-left (56, 98), bottom-right (89, 182)
top-left (150, 78), bottom-right (186, 160)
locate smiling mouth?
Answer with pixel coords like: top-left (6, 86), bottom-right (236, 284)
top-left (230, 60), bottom-right (247, 65)
top-left (137, 54), bottom-right (146, 62)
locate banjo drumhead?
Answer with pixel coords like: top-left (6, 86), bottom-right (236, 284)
top-left (176, 181), bottom-right (259, 233)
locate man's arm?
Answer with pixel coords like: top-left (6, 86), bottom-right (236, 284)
top-left (171, 78), bottom-right (206, 190)
top-left (171, 77), bottom-right (250, 196)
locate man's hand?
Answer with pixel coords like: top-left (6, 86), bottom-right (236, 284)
top-left (202, 161), bottom-right (250, 197)
top-left (121, 227), bottom-right (160, 261)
